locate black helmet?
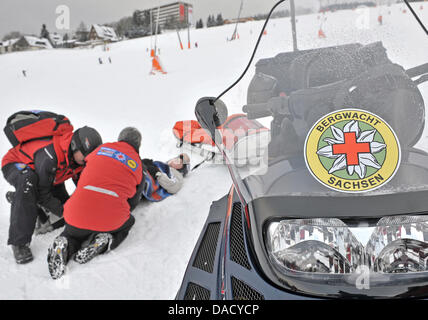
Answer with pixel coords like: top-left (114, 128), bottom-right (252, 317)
top-left (71, 126), bottom-right (103, 157)
top-left (118, 127), bottom-right (141, 152)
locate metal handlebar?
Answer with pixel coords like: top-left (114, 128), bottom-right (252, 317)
top-left (243, 96), bottom-right (290, 120)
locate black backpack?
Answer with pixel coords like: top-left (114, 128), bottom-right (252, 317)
top-left (247, 42), bottom-right (425, 149)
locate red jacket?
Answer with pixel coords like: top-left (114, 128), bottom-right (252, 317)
top-left (1, 133), bottom-right (84, 217)
top-left (64, 142), bottom-right (143, 232)
top-left (1, 132), bottom-right (83, 185)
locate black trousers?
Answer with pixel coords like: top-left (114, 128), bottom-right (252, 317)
top-left (2, 164), bottom-right (68, 246)
top-left (60, 215), bottom-right (135, 260)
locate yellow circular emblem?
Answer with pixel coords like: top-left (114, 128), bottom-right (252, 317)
top-left (304, 109), bottom-right (401, 193)
top-left (127, 160), bottom-right (137, 169)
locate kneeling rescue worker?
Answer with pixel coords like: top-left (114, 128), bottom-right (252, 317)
top-left (2, 111), bottom-right (102, 264)
top-left (47, 127), bottom-right (144, 280)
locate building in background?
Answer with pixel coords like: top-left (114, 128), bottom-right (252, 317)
top-left (0, 38), bottom-right (19, 54)
top-left (88, 24), bottom-right (119, 43)
top-left (50, 33), bottom-right (64, 47)
top-left (140, 2), bottom-right (194, 28)
top-left (224, 17), bottom-right (255, 25)
top-left (11, 36), bottom-right (53, 52)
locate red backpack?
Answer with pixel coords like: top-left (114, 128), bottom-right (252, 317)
top-left (4, 110), bottom-right (74, 169)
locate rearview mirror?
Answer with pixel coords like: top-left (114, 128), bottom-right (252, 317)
top-left (195, 97), bottom-right (228, 146)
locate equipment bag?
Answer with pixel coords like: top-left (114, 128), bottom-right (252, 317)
top-left (173, 114), bottom-right (269, 150)
top-left (173, 120), bottom-right (210, 146)
top-left (248, 42), bottom-right (392, 104)
top-left (4, 110), bottom-right (73, 147)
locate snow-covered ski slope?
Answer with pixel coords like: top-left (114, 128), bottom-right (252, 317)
top-left (0, 4), bottom-right (427, 299)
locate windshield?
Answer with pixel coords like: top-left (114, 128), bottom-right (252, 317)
top-left (213, 0), bottom-right (428, 203)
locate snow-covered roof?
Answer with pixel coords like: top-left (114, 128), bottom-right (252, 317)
top-left (0, 38), bottom-right (19, 47)
top-left (91, 24), bottom-right (118, 41)
top-left (22, 36), bottom-right (53, 49)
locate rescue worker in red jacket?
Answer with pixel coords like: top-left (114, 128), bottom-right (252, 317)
top-left (47, 127), bottom-right (144, 280)
top-left (1, 126), bottom-right (103, 264)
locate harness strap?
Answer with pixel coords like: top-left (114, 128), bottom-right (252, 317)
top-left (53, 135), bottom-right (67, 170)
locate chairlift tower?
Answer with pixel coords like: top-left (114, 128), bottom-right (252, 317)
top-left (231, 0), bottom-right (244, 40)
top-left (290, 0), bottom-right (298, 51)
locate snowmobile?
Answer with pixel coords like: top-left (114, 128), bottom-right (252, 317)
top-left (176, 0), bottom-right (428, 299)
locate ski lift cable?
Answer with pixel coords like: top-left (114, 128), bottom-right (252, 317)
top-left (214, 0), bottom-right (288, 103)
top-left (403, 0), bottom-right (428, 35)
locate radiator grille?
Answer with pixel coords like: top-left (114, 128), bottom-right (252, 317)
top-left (230, 203), bottom-right (251, 270)
top-left (184, 282), bottom-right (211, 300)
top-left (192, 222), bottom-right (221, 273)
top-left (231, 277), bottom-right (264, 300)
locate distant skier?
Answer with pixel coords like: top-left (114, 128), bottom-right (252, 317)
top-left (99, 57), bottom-right (103, 64)
top-left (141, 153), bottom-right (190, 202)
top-left (22, 70), bottom-right (27, 77)
top-left (2, 124), bottom-right (102, 264)
top-left (47, 127), bottom-right (144, 279)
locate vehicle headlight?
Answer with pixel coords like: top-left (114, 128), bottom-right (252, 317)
top-left (366, 216), bottom-right (428, 273)
top-left (266, 215), bottom-right (428, 275)
top-left (266, 218), bottom-right (365, 274)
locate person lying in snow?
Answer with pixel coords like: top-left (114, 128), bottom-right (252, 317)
top-left (140, 153), bottom-right (190, 202)
top-left (47, 127), bottom-right (144, 279)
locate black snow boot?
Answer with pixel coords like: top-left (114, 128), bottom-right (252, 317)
top-left (47, 236), bottom-right (69, 280)
top-left (74, 233), bottom-right (113, 264)
top-left (6, 191), bottom-right (15, 204)
top-left (12, 244), bottom-right (33, 264)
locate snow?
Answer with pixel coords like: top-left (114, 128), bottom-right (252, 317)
top-left (0, 3), bottom-right (427, 299)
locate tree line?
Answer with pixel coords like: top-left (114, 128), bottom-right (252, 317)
top-left (196, 13), bottom-right (224, 29)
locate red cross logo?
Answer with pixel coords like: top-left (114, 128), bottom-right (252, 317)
top-left (332, 132), bottom-right (371, 166)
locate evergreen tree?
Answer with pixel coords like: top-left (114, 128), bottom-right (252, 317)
top-left (216, 13), bottom-right (224, 26)
top-left (132, 10), bottom-right (143, 26)
top-left (76, 22), bottom-right (89, 42)
top-left (207, 15), bottom-right (215, 28)
top-left (196, 18), bottom-right (204, 29)
top-left (114, 16), bottom-right (135, 37)
top-left (40, 24), bottom-right (50, 39)
top-left (40, 24), bottom-right (55, 47)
